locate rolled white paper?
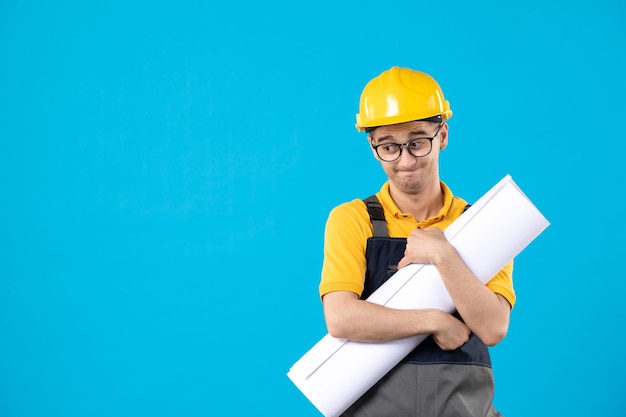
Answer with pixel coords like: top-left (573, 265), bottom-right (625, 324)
top-left (287, 175), bottom-right (550, 417)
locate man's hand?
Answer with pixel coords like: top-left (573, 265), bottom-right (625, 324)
top-left (397, 227), bottom-right (452, 269)
top-left (431, 310), bottom-right (471, 350)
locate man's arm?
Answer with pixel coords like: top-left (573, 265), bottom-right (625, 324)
top-left (322, 290), bottom-right (472, 350)
top-left (398, 227), bottom-right (511, 346)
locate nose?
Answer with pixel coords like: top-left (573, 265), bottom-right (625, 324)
top-left (396, 145), bottom-right (418, 167)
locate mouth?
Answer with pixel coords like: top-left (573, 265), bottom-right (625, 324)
top-left (395, 161), bottom-right (426, 174)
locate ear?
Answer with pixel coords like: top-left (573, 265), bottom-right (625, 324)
top-left (438, 123), bottom-right (449, 150)
top-left (368, 136), bottom-right (381, 160)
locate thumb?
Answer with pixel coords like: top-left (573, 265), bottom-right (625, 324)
top-left (397, 256), bottom-right (410, 270)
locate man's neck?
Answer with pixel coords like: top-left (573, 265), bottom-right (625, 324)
top-left (389, 181), bottom-right (444, 222)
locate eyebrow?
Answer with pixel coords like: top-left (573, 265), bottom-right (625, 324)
top-left (374, 130), bottom-right (432, 144)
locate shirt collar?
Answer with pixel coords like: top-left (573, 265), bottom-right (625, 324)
top-left (378, 180), bottom-right (455, 221)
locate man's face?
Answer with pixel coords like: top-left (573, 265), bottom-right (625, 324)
top-left (369, 120), bottom-right (448, 196)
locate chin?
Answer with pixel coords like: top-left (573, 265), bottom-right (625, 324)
top-left (395, 179), bottom-right (424, 195)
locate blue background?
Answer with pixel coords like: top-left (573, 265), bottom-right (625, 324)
top-left (1, 0), bottom-right (624, 416)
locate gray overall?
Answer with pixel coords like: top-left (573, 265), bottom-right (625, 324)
top-left (341, 196), bottom-right (503, 417)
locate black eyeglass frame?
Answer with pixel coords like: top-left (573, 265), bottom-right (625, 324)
top-left (370, 124), bottom-right (442, 162)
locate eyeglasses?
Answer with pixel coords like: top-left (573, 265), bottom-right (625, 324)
top-left (371, 125), bottom-right (441, 162)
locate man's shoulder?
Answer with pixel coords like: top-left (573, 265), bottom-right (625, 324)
top-left (326, 198), bottom-right (372, 239)
top-left (330, 198), bottom-right (368, 216)
top-left (325, 197), bottom-right (374, 230)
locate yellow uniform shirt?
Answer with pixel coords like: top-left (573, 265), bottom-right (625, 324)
top-left (319, 181), bottom-right (516, 308)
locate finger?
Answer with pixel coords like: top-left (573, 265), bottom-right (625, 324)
top-left (397, 256), bottom-right (410, 269)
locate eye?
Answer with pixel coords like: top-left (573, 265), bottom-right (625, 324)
top-left (381, 143), bottom-right (399, 153)
top-left (408, 139), bottom-right (428, 150)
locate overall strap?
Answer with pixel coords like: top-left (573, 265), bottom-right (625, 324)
top-left (363, 195), bottom-right (389, 238)
top-left (365, 196), bottom-right (470, 236)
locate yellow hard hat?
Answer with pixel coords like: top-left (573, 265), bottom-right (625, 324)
top-left (355, 66), bottom-right (453, 132)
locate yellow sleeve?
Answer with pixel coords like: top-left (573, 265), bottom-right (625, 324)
top-left (319, 200), bottom-right (372, 299)
top-left (486, 260), bottom-right (516, 308)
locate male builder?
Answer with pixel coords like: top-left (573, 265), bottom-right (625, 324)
top-left (319, 66), bottom-right (515, 417)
